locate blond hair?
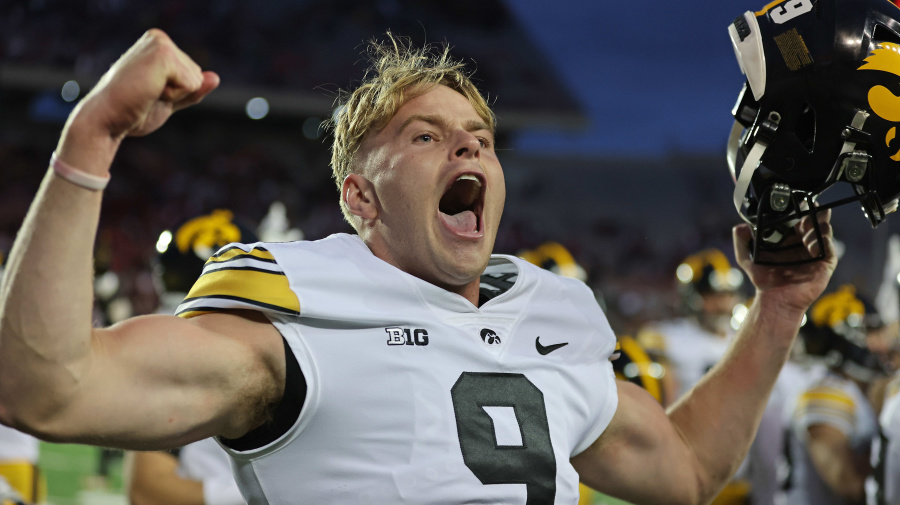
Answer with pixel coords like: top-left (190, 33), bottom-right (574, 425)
top-left (328, 33), bottom-right (495, 224)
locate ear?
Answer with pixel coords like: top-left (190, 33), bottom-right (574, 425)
top-left (342, 173), bottom-right (378, 220)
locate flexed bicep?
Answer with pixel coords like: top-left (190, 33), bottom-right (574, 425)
top-left (10, 311), bottom-right (284, 451)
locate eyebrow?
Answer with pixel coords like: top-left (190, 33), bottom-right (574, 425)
top-left (398, 114), bottom-right (493, 136)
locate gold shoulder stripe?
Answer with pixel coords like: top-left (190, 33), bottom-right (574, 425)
top-left (805, 385), bottom-right (853, 399)
top-left (798, 390), bottom-right (855, 410)
top-left (176, 309), bottom-right (217, 319)
top-left (208, 246), bottom-right (275, 264)
top-left (183, 268), bottom-right (299, 314)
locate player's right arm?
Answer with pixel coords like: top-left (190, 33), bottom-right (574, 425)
top-left (0, 30), bottom-right (281, 449)
top-left (795, 383), bottom-right (870, 502)
top-left (806, 423), bottom-right (868, 502)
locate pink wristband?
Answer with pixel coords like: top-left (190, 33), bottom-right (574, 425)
top-left (50, 152), bottom-right (110, 191)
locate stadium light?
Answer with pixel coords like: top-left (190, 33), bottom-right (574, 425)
top-left (61, 80), bottom-right (80, 102)
top-left (156, 230), bottom-right (173, 254)
top-left (245, 97), bottom-right (269, 120)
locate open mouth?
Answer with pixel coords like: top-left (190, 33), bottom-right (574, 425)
top-left (438, 173), bottom-right (484, 235)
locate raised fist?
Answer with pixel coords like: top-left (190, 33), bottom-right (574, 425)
top-left (74, 29), bottom-right (219, 140)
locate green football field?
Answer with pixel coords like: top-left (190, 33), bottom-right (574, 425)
top-left (37, 442), bottom-right (633, 505)
top-left (38, 443), bottom-right (125, 505)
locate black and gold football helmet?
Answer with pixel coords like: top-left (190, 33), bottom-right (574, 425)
top-left (728, 0), bottom-right (900, 263)
top-left (801, 284), bottom-right (888, 381)
top-left (155, 209), bottom-right (257, 294)
top-left (611, 336), bottom-right (667, 404)
top-left (518, 241), bottom-right (587, 282)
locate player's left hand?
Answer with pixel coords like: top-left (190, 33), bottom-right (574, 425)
top-left (733, 208), bottom-right (837, 316)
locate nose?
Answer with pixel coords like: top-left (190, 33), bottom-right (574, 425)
top-left (453, 131), bottom-right (481, 159)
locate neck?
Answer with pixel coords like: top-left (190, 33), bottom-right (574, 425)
top-left (448, 279), bottom-right (482, 307)
top-left (359, 232), bottom-right (484, 307)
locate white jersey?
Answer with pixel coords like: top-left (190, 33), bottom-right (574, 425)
top-left (0, 424), bottom-right (38, 463)
top-left (780, 372), bottom-right (876, 505)
top-left (178, 438), bottom-right (245, 505)
top-left (176, 233), bottom-right (619, 505)
top-left (868, 372), bottom-right (900, 505)
top-left (751, 360), bottom-right (824, 505)
top-left (648, 317), bottom-right (733, 398)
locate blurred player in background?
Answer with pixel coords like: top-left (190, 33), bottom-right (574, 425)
top-left (869, 369), bottom-right (900, 505)
top-left (0, 254), bottom-right (44, 505)
top-left (126, 207), bottom-right (287, 505)
top-left (867, 255), bottom-right (900, 505)
top-left (152, 209), bottom-right (259, 315)
top-left (0, 424), bottom-right (42, 505)
top-left (779, 285), bottom-right (888, 505)
top-left (638, 249), bottom-right (753, 505)
top-left (639, 248), bottom-right (746, 400)
top-left (126, 438), bottom-right (244, 505)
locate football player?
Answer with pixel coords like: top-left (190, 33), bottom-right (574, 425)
top-left (0, 22), bottom-right (838, 505)
top-left (128, 210), bottom-right (255, 505)
top-left (779, 285), bottom-right (886, 505)
top-left (0, 255), bottom-right (43, 505)
top-left (639, 248), bottom-right (754, 505)
top-left (640, 248), bottom-right (746, 400)
top-left (869, 369), bottom-right (900, 505)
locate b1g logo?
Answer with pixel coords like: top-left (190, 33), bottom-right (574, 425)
top-left (385, 327), bottom-right (429, 346)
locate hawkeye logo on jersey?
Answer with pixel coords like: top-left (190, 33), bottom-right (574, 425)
top-left (480, 328), bottom-right (501, 346)
top-left (385, 327), bottom-right (429, 346)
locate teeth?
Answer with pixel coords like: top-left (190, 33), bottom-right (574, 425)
top-left (456, 174), bottom-right (482, 186)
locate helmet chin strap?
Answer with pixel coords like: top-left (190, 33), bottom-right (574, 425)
top-left (729, 120), bottom-right (772, 224)
top-left (836, 110), bottom-right (870, 178)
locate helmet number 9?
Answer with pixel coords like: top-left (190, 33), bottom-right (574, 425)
top-left (769, 0), bottom-right (813, 24)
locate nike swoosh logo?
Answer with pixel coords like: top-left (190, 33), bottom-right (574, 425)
top-left (535, 336), bottom-right (568, 355)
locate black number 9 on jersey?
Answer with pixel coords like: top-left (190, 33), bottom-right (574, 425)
top-left (451, 372), bottom-right (556, 504)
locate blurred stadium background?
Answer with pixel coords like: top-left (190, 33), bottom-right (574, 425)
top-left (1, 0), bottom-right (898, 503)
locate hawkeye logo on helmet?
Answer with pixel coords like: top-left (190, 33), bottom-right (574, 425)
top-left (859, 42), bottom-right (900, 160)
top-left (810, 285), bottom-right (866, 328)
top-left (175, 209), bottom-right (243, 260)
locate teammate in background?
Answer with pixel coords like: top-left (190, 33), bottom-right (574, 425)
top-left (127, 439), bottom-right (244, 505)
top-left (518, 242), bottom-right (588, 284)
top-left (0, 27), bottom-right (837, 505)
top-left (869, 370), bottom-right (900, 505)
top-left (639, 248), bottom-right (746, 400)
top-left (779, 285), bottom-right (887, 505)
top-left (0, 254), bottom-right (44, 505)
top-left (638, 248), bottom-right (752, 504)
top-left (127, 210), bottom-right (255, 505)
top-left (0, 426), bottom-right (41, 505)
top-left (867, 241), bottom-right (900, 505)
top-left (152, 209), bottom-right (259, 315)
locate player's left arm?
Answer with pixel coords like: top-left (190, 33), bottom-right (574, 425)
top-left (573, 212), bottom-right (837, 504)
